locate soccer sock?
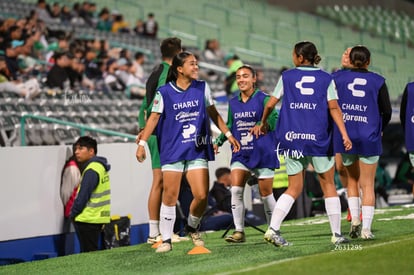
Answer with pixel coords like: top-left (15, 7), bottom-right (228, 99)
top-left (149, 220), bottom-right (160, 237)
top-left (187, 214), bottom-right (201, 230)
top-left (231, 186), bottom-right (245, 232)
top-left (261, 194), bottom-right (276, 225)
top-left (362, 205), bottom-right (374, 231)
top-left (348, 196), bottom-right (360, 223)
top-left (269, 194), bottom-right (294, 231)
top-left (159, 203), bottom-right (176, 242)
top-left (325, 197), bottom-right (342, 236)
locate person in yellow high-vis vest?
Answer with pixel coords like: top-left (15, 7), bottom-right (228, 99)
top-left (70, 136), bottom-right (111, 252)
top-left (272, 155), bottom-right (297, 220)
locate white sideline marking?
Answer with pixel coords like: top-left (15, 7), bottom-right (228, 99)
top-left (215, 236), bottom-right (414, 275)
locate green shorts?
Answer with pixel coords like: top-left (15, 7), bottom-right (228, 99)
top-left (148, 135), bottom-right (161, 169)
top-left (286, 156), bottom-right (335, 175)
top-left (231, 161), bottom-right (275, 179)
top-left (161, 159), bottom-right (208, 172)
top-left (341, 154), bottom-right (379, 166)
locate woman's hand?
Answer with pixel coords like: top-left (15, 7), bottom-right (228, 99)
top-left (250, 121), bottom-right (268, 139)
top-left (343, 135), bottom-right (352, 151)
top-left (136, 144), bottom-right (147, 162)
top-left (227, 136), bottom-right (241, 152)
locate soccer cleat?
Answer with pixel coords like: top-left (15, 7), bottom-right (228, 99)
top-left (349, 221), bottom-right (362, 239)
top-left (264, 228), bottom-right (289, 247)
top-left (331, 233), bottom-right (350, 245)
top-left (361, 229), bottom-right (375, 240)
top-left (147, 234), bottom-right (162, 244)
top-left (155, 242), bottom-right (172, 253)
top-left (172, 233), bottom-right (185, 243)
top-left (189, 231), bottom-right (205, 247)
top-left (225, 231), bottom-right (246, 243)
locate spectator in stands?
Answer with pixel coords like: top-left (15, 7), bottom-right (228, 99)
top-left (67, 55), bottom-right (92, 91)
top-left (70, 2), bottom-right (86, 26)
top-left (143, 13), bottom-right (158, 38)
top-left (133, 19), bottom-right (145, 37)
top-left (400, 81), bottom-right (414, 197)
top-left (50, 2), bottom-right (62, 21)
top-left (333, 45), bottom-right (391, 240)
top-left (1, 24), bottom-right (41, 80)
top-left (35, 0), bottom-right (56, 24)
top-left (60, 5), bottom-right (73, 25)
top-left (252, 41), bottom-right (352, 246)
top-left (136, 37), bottom-right (182, 247)
top-left (0, 55), bottom-right (40, 99)
top-left (130, 51), bottom-right (146, 85)
top-left (46, 51), bottom-right (71, 90)
top-left (214, 65), bottom-right (279, 243)
top-left (96, 7), bottom-right (112, 32)
top-left (111, 14), bottom-right (130, 33)
top-left (136, 51), bottom-right (240, 253)
top-left (202, 39), bottom-right (224, 61)
top-left (83, 47), bottom-right (102, 82)
top-left (103, 58), bottom-right (126, 92)
top-left (70, 136), bottom-right (111, 253)
top-left (78, 1), bottom-right (95, 27)
top-left (224, 53), bottom-right (243, 97)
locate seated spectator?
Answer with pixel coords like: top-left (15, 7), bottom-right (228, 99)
top-left (133, 19), bottom-right (145, 36)
top-left (83, 47), bottom-right (101, 80)
top-left (50, 2), bottom-right (62, 21)
top-left (130, 51), bottom-right (146, 85)
top-left (1, 24), bottom-right (41, 80)
top-left (46, 51), bottom-right (71, 90)
top-left (96, 8), bottom-right (112, 32)
top-left (60, 5), bottom-right (73, 25)
top-left (111, 14), bottom-right (130, 33)
top-left (66, 54), bottom-right (93, 91)
top-left (35, 0), bottom-right (57, 24)
top-left (103, 58), bottom-right (126, 92)
top-left (0, 55), bottom-right (40, 99)
top-left (70, 2), bottom-right (86, 26)
top-left (202, 39), bottom-right (224, 61)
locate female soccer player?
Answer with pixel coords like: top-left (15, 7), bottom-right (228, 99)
top-left (333, 45), bottom-right (392, 239)
top-left (400, 82), bottom-right (414, 184)
top-left (400, 82), bottom-right (414, 168)
top-left (252, 41), bottom-right (352, 246)
top-left (136, 51), bottom-right (240, 253)
top-left (214, 65), bottom-right (279, 243)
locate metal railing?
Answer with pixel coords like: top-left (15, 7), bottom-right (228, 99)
top-left (20, 114), bottom-right (136, 146)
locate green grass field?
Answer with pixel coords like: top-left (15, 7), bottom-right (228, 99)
top-left (1, 205), bottom-right (413, 275)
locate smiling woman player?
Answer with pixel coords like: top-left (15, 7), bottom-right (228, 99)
top-left (214, 65), bottom-right (279, 243)
top-left (136, 51), bottom-right (240, 253)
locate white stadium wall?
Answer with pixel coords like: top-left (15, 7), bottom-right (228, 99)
top-left (0, 142), bottom-right (235, 243)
